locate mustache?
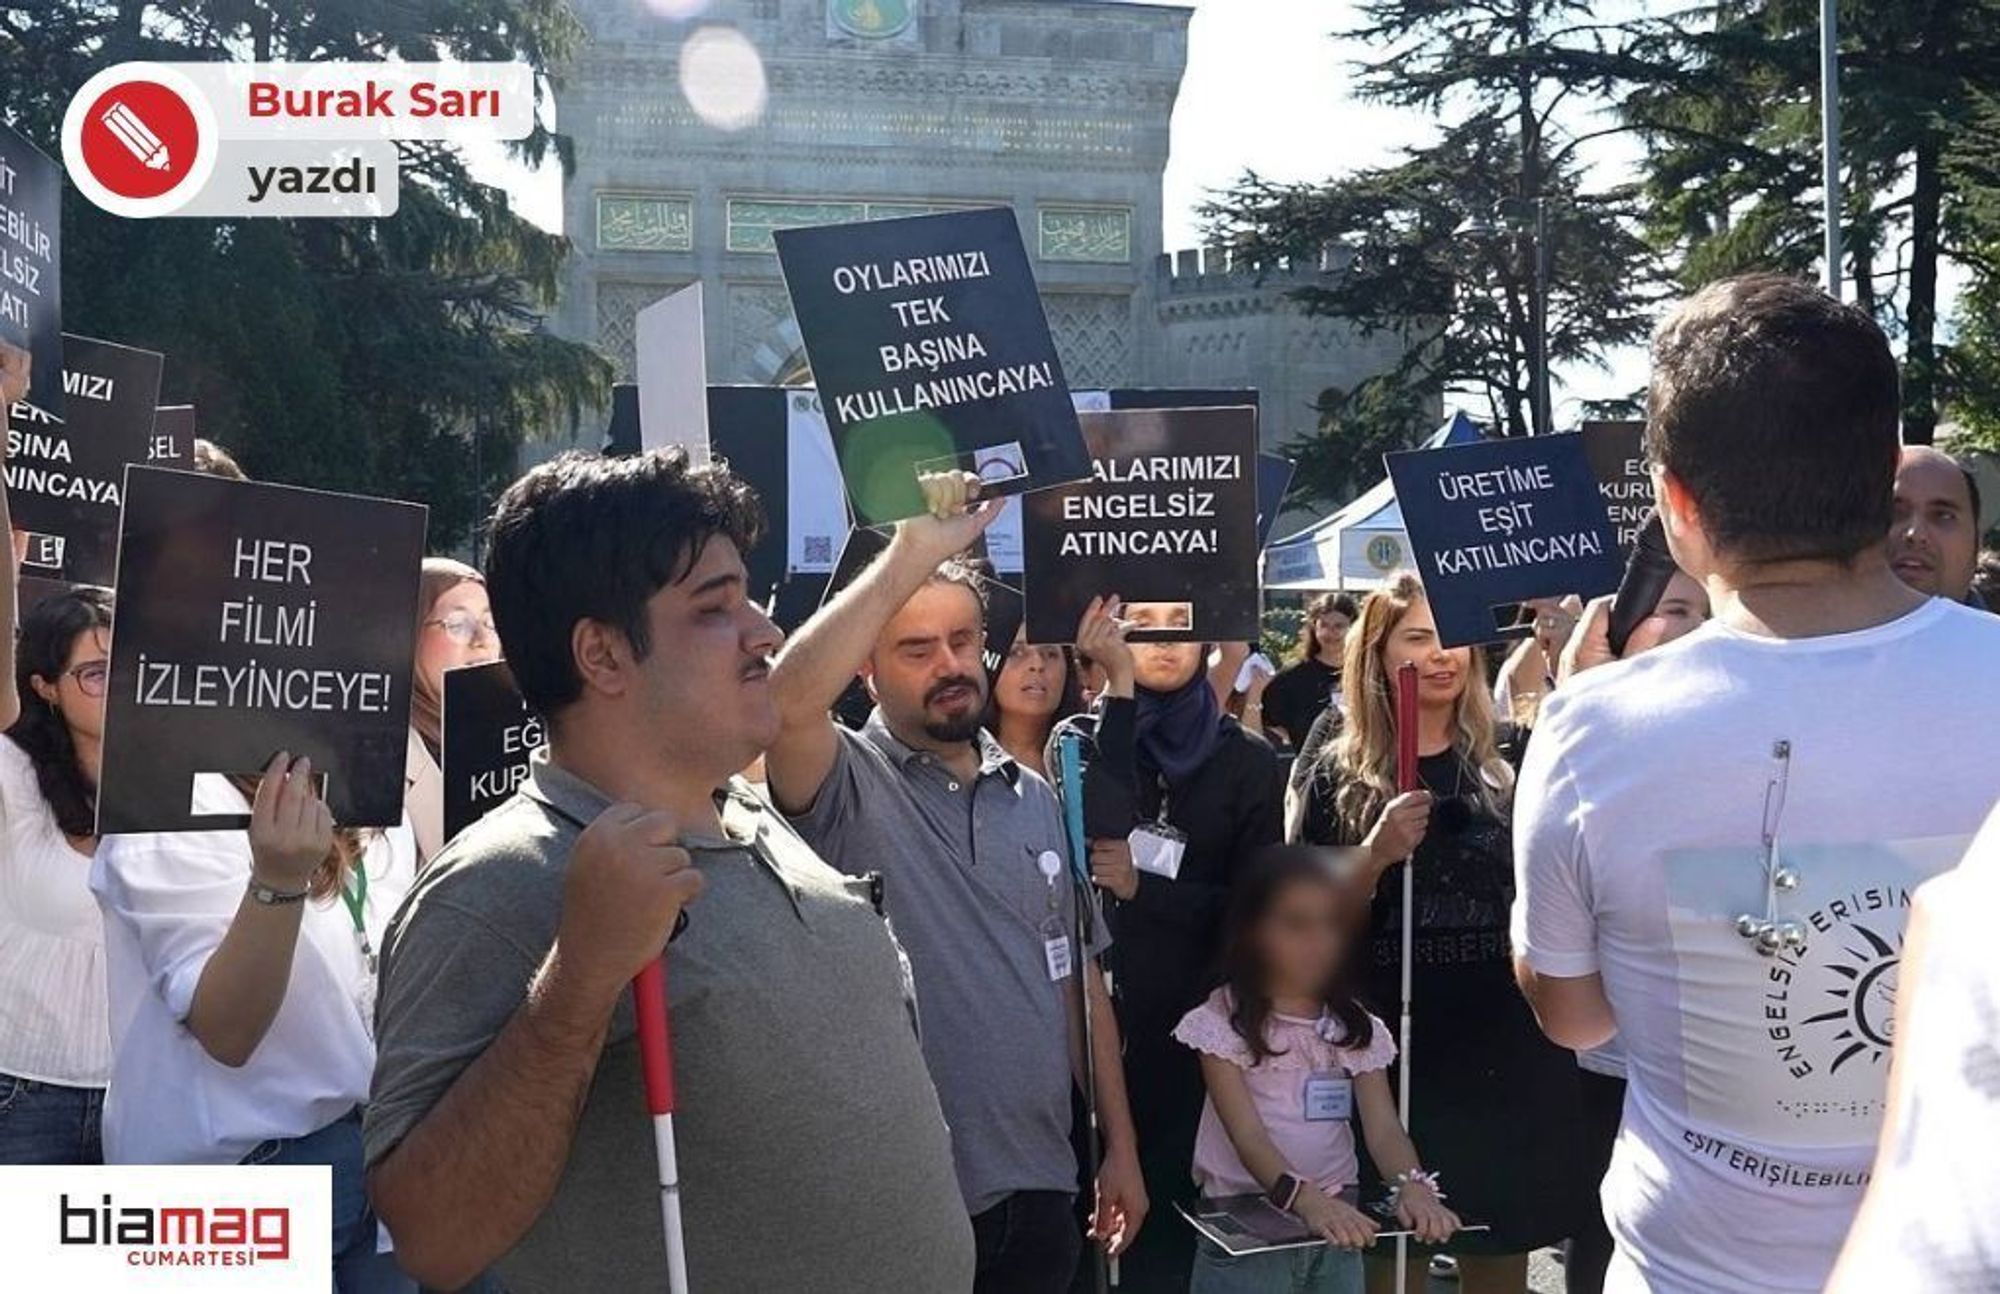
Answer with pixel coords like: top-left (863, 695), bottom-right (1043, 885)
top-left (923, 675), bottom-right (984, 706)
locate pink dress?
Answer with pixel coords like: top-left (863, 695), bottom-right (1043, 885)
top-left (1173, 989), bottom-right (1396, 1198)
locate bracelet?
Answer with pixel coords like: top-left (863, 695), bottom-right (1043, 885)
top-left (247, 877), bottom-right (310, 906)
top-left (1390, 1169), bottom-right (1445, 1204)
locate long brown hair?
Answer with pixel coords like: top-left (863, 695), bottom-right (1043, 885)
top-left (411, 558), bottom-right (485, 753)
top-left (1306, 573), bottom-right (1513, 841)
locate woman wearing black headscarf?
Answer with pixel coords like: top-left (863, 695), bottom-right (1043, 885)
top-left (1052, 597), bottom-right (1284, 1290)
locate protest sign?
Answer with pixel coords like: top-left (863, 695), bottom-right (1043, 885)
top-left (1581, 420), bottom-right (1651, 554)
top-left (984, 389), bottom-right (1262, 575)
top-left (636, 282), bottom-right (710, 455)
top-left (0, 123), bottom-right (63, 416)
top-left (151, 405), bottom-right (196, 467)
top-left (16, 573), bottom-right (80, 618)
top-left (8, 335), bottom-right (165, 585)
top-left (1385, 433), bottom-right (1623, 648)
top-left (1021, 406), bottom-right (1261, 644)
top-left (774, 207), bottom-right (1088, 525)
top-left (442, 660), bottom-right (543, 842)
top-left (1256, 453), bottom-right (1296, 548)
top-left (97, 466), bottom-right (427, 833)
top-left (602, 382), bottom-right (640, 456)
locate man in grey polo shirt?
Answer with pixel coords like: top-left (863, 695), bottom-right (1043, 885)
top-left (768, 471), bottom-right (1147, 1292)
top-left (364, 451), bottom-right (972, 1291)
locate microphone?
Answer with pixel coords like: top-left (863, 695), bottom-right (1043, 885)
top-left (1607, 510), bottom-right (1678, 658)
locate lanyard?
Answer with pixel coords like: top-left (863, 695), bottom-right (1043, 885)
top-left (339, 862), bottom-right (375, 975)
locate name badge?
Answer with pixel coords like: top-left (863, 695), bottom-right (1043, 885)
top-left (1044, 934), bottom-right (1074, 982)
top-left (1129, 824), bottom-right (1187, 881)
top-left (1303, 1074), bottom-right (1353, 1122)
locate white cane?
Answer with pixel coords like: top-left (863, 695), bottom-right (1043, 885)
top-left (634, 956), bottom-right (689, 1294)
top-left (1392, 662), bottom-right (1420, 1294)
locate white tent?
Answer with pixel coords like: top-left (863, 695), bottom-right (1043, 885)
top-left (1263, 412), bottom-right (1487, 591)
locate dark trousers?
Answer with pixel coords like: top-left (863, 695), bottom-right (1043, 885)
top-left (974, 1190), bottom-right (1084, 1294)
top-left (1563, 1069), bottom-right (1627, 1294)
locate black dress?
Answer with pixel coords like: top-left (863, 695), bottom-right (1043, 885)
top-left (1052, 698), bottom-right (1283, 1290)
top-left (1259, 657), bottom-right (1340, 749)
top-left (1297, 738), bottom-right (1587, 1256)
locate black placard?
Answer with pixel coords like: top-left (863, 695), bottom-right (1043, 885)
top-left (1385, 433), bottom-right (1623, 648)
top-left (8, 335), bottom-right (165, 585)
top-left (1256, 453), bottom-right (1296, 548)
top-left (1021, 406), bottom-right (1261, 644)
top-left (442, 660), bottom-right (543, 843)
top-left (97, 467), bottom-right (428, 834)
top-left (773, 208), bottom-right (1088, 525)
top-left (1580, 421), bottom-right (1650, 555)
top-left (0, 123), bottom-right (63, 417)
top-left (709, 386), bottom-right (791, 603)
top-left (151, 405), bottom-right (196, 468)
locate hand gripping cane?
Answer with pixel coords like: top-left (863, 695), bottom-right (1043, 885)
top-left (633, 959), bottom-right (689, 1294)
top-left (1392, 662), bottom-right (1420, 1294)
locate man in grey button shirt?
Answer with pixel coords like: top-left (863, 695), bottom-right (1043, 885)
top-left (768, 471), bottom-right (1147, 1292)
top-left (364, 452), bottom-right (973, 1291)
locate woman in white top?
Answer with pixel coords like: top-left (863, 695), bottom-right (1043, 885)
top-left (93, 752), bottom-right (418, 1293)
top-left (0, 587), bottom-right (112, 1163)
top-left (405, 558), bottom-right (500, 863)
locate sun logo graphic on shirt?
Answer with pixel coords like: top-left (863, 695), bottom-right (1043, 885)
top-left (1800, 922), bottom-right (1900, 1075)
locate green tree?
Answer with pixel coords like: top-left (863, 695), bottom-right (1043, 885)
top-left (1627, 0), bottom-right (2000, 444)
top-left (0, 1), bottom-right (609, 548)
top-left (1204, 0), bottom-right (1665, 507)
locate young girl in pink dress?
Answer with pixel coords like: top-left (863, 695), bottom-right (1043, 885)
top-left (1175, 846), bottom-right (1459, 1292)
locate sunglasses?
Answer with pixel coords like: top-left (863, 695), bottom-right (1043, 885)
top-left (426, 611), bottom-right (497, 646)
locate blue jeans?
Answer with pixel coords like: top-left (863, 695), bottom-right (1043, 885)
top-left (242, 1108), bottom-right (414, 1294)
top-left (0, 1072), bottom-right (103, 1164)
top-left (1190, 1238), bottom-right (1364, 1294)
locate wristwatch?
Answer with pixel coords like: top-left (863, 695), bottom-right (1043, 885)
top-left (1266, 1172), bottom-right (1303, 1213)
top-left (247, 877), bottom-right (310, 906)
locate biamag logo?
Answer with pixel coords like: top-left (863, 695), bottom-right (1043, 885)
top-left (0, 1165), bottom-right (330, 1290)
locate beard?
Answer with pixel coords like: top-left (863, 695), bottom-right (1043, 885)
top-left (920, 674), bottom-right (987, 743)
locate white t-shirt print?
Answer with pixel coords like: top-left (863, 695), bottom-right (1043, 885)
top-left (1511, 598), bottom-right (2000, 1294)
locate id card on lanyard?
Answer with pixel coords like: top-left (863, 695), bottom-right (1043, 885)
top-left (1037, 848), bottom-right (1073, 981)
top-left (1130, 777), bottom-right (1187, 881)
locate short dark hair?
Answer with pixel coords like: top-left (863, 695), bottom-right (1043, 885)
top-left (485, 450), bottom-right (765, 716)
top-left (1647, 273), bottom-right (1899, 564)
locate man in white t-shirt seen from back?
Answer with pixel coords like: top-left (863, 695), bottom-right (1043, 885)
top-left (1510, 272), bottom-right (2000, 1294)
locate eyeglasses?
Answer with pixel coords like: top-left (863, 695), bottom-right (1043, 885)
top-left (426, 611), bottom-right (497, 645)
top-left (65, 660), bottom-right (108, 698)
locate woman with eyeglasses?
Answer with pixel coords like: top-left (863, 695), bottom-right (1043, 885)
top-left (0, 588), bottom-right (113, 1164)
top-left (1289, 574), bottom-right (1585, 1294)
top-left (406, 559), bottom-right (502, 862)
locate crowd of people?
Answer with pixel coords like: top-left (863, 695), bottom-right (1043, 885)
top-left (0, 270), bottom-right (1995, 1294)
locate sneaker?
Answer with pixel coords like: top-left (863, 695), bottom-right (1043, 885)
top-left (1430, 1254), bottom-right (1460, 1281)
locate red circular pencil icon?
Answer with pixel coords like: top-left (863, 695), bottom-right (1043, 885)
top-left (64, 63), bottom-right (217, 217)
